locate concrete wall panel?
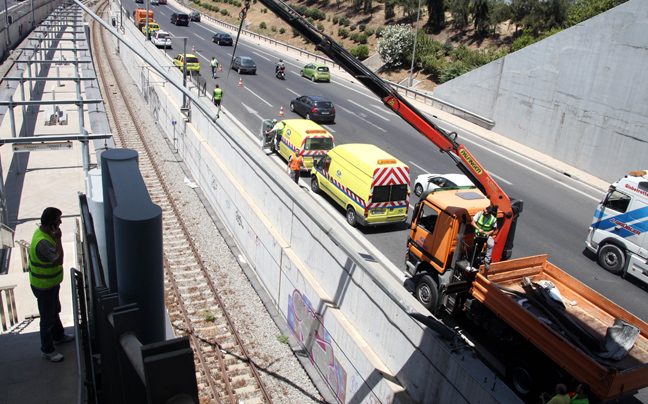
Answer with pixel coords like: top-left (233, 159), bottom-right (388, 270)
top-left (434, 0), bottom-right (648, 182)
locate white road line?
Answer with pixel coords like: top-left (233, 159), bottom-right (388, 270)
top-left (409, 161), bottom-right (427, 172)
top-left (489, 172), bottom-right (512, 185)
top-left (243, 87), bottom-right (273, 107)
top-left (286, 88), bottom-right (300, 97)
top-left (346, 99), bottom-right (390, 121)
top-left (338, 106), bottom-right (386, 132)
top-left (252, 51), bottom-right (272, 61)
top-left (458, 134), bottom-right (601, 201)
top-left (195, 34), bottom-right (206, 41)
top-left (321, 125), bottom-right (335, 133)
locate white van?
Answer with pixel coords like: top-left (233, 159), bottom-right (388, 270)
top-left (586, 170), bottom-right (648, 285)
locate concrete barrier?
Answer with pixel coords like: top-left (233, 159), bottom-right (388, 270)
top-left (107, 2), bottom-right (521, 402)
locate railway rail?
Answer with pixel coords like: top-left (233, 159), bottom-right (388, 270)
top-left (90, 2), bottom-right (274, 402)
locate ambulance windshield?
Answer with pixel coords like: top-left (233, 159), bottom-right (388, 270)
top-left (304, 138), bottom-right (334, 151)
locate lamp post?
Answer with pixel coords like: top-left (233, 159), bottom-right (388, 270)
top-left (408, 0), bottom-right (422, 87)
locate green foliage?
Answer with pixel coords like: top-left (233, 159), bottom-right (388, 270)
top-left (422, 54), bottom-right (448, 81)
top-left (350, 45), bottom-right (370, 60)
top-left (357, 32), bottom-right (368, 44)
top-left (213, 5), bottom-right (219, 12)
top-left (293, 4), bottom-right (308, 14)
top-left (317, 21), bottom-right (325, 31)
top-left (566, 0), bottom-right (628, 28)
top-left (307, 7), bottom-right (326, 20)
top-left (440, 61), bottom-right (470, 82)
top-left (259, 21), bottom-right (267, 29)
top-left (376, 24), bottom-right (413, 67)
top-left (271, 25), bottom-right (277, 32)
top-left (365, 27), bottom-right (375, 36)
top-left (332, 16), bottom-right (339, 24)
top-left (350, 24), bottom-right (357, 31)
top-left (375, 26), bottom-right (385, 37)
top-left (442, 38), bottom-right (454, 52)
top-left (338, 27), bottom-right (350, 38)
top-left (204, 311), bottom-right (215, 322)
top-left (279, 27), bottom-right (286, 34)
top-left (292, 27), bottom-right (300, 37)
top-left (359, 23), bottom-right (366, 31)
top-left (220, 8), bottom-right (228, 15)
top-left (277, 335), bottom-right (289, 344)
top-left (472, 0), bottom-right (490, 35)
top-left (307, 17), bottom-right (315, 24)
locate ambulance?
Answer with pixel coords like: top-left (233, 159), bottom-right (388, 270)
top-left (260, 119), bottom-right (335, 172)
top-left (586, 170), bottom-right (648, 285)
top-left (310, 144), bottom-right (410, 227)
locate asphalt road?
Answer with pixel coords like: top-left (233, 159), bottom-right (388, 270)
top-left (121, 2), bottom-right (648, 401)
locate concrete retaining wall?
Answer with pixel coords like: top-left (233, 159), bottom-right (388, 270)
top-left (433, 0), bottom-right (648, 184)
top-left (107, 2), bottom-right (520, 402)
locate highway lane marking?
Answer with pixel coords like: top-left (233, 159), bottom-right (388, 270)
top-left (346, 99), bottom-right (390, 121)
top-left (252, 51), bottom-right (272, 61)
top-left (338, 106), bottom-right (386, 132)
top-left (321, 125), bottom-right (335, 133)
top-left (287, 88), bottom-right (300, 96)
top-left (195, 34), bottom-right (206, 41)
top-left (243, 87), bottom-right (273, 107)
top-left (455, 131), bottom-right (601, 201)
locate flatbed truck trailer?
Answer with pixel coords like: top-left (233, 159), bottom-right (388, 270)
top-left (473, 255), bottom-right (648, 401)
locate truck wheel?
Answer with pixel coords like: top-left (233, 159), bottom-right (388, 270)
top-left (346, 207), bottom-right (358, 227)
top-left (414, 184), bottom-right (424, 197)
top-left (415, 275), bottom-right (439, 311)
top-left (506, 361), bottom-right (537, 399)
top-left (598, 244), bottom-right (625, 274)
top-left (311, 176), bottom-right (320, 193)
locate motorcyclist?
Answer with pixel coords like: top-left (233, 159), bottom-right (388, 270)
top-left (275, 59), bottom-right (285, 74)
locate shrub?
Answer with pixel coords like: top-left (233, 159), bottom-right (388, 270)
top-left (259, 21), bottom-right (267, 29)
top-left (422, 55), bottom-right (448, 81)
top-left (338, 27), bottom-right (349, 38)
top-left (440, 61), bottom-right (470, 83)
top-left (365, 27), bottom-right (374, 36)
top-left (271, 25), bottom-right (277, 32)
top-left (350, 32), bottom-right (359, 42)
top-left (343, 19), bottom-right (351, 26)
top-left (293, 4), bottom-right (307, 14)
top-left (279, 27), bottom-right (285, 34)
top-left (350, 45), bottom-right (369, 60)
top-left (317, 22), bottom-right (325, 31)
top-left (220, 8), bottom-right (228, 15)
top-left (384, 0), bottom-right (396, 20)
top-left (350, 24), bottom-right (357, 31)
top-left (375, 26), bottom-right (385, 37)
top-left (291, 27), bottom-right (300, 37)
top-left (359, 23), bottom-right (366, 31)
top-left (442, 38), bottom-right (454, 53)
top-left (376, 24), bottom-right (413, 67)
top-left (307, 17), bottom-right (314, 24)
top-left (213, 5), bottom-right (219, 11)
top-left (308, 8), bottom-right (326, 20)
top-left (357, 32), bottom-right (368, 44)
top-left (332, 16), bottom-right (339, 24)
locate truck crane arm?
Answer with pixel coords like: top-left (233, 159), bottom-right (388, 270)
top-left (255, 0), bottom-right (518, 261)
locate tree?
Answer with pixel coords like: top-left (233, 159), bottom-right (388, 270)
top-left (376, 24), bottom-right (414, 67)
top-left (449, 0), bottom-right (470, 30)
top-left (426, 0), bottom-right (445, 31)
top-left (566, 0), bottom-right (627, 27)
top-left (472, 0), bottom-right (490, 35)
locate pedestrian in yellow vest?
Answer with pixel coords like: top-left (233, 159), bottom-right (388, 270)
top-left (213, 84), bottom-right (223, 107)
top-left (210, 57), bottom-right (218, 78)
top-left (29, 207), bottom-right (74, 362)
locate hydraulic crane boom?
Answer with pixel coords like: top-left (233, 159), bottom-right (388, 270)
top-left (255, 0), bottom-right (516, 261)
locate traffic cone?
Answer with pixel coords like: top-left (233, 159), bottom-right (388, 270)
top-left (218, 64), bottom-right (222, 72)
top-left (238, 77), bottom-right (243, 87)
top-left (279, 105), bottom-right (284, 117)
top-left (192, 45), bottom-right (195, 52)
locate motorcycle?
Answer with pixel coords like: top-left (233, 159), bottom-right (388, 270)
top-left (276, 65), bottom-right (286, 80)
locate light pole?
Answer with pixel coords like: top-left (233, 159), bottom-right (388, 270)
top-left (408, 0), bottom-right (422, 87)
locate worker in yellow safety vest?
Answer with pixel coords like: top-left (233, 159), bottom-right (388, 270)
top-left (286, 151), bottom-right (305, 184)
top-left (29, 207), bottom-right (74, 362)
top-left (213, 84), bottom-right (223, 107)
top-left (471, 205), bottom-right (497, 269)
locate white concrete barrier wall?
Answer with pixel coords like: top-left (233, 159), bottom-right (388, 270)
top-left (110, 4), bottom-right (520, 403)
top-left (433, 0), bottom-right (648, 184)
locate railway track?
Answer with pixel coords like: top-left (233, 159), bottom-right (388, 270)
top-left (89, 2), bottom-right (274, 403)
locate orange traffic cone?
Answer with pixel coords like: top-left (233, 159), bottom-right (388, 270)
top-left (238, 77), bottom-right (243, 87)
top-left (192, 45), bottom-right (195, 52)
top-left (279, 105), bottom-right (284, 117)
top-left (218, 64), bottom-right (222, 72)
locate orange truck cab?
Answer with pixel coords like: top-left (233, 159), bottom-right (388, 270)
top-left (133, 9), bottom-right (154, 29)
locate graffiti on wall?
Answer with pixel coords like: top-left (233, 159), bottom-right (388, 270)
top-left (288, 289), bottom-right (347, 402)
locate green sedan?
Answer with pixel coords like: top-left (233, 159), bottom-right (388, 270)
top-left (300, 62), bottom-right (330, 82)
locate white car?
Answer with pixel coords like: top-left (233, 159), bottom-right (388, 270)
top-left (151, 30), bottom-right (172, 48)
top-left (151, 0), bottom-right (159, 4)
top-left (413, 173), bottom-right (473, 197)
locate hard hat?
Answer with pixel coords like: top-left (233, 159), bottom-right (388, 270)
top-left (279, 59), bottom-right (283, 62)
top-left (272, 119), bottom-right (277, 123)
